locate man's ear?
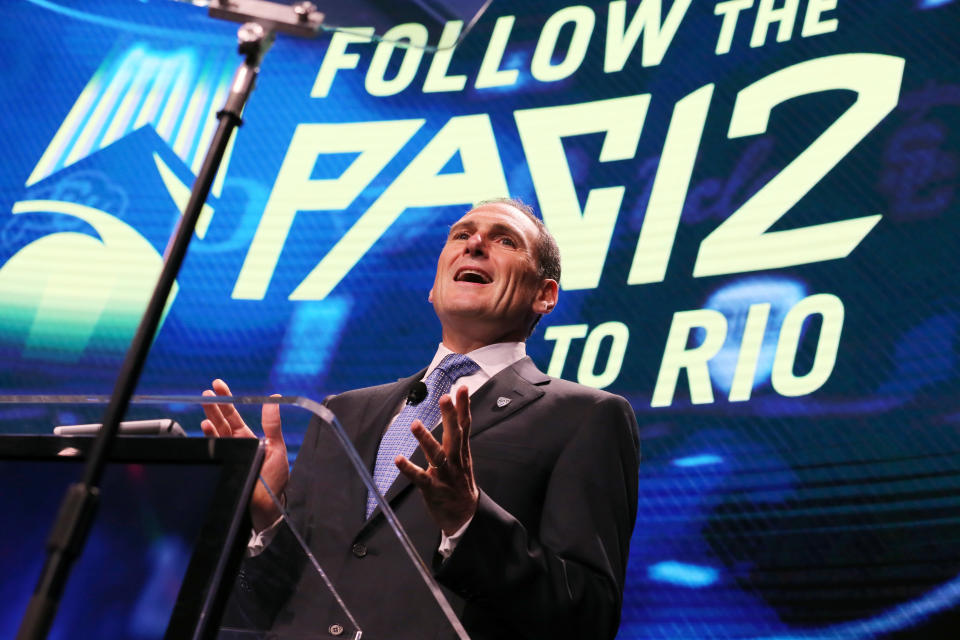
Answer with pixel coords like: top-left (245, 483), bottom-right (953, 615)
top-left (428, 287), bottom-right (434, 303)
top-left (534, 279), bottom-right (559, 315)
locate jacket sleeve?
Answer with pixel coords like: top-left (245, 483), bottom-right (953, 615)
top-left (220, 407), bottom-right (335, 632)
top-left (434, 393), bottom-right (640, 640)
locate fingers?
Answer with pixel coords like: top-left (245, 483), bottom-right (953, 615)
top-left (437, 386), bottom-right (472, 467)
top-left (438, 394), bottom-right (461, 458)
top-left (200, 419), bottom-right (217, 437)
top-left (211, 379), bottom-right (247, 433)
top-left (454, 385), bottom-right (472, 464)
top-left (202, 378), bottom-right (254, 438)
top-left (261, 393), bottom-right (284, 443)
top-left (409, 419), bottom-right (445, 469)
top-left (395, 455), bottom-right (430, 488)
top-left (201, 390), bottom-right (230, 437)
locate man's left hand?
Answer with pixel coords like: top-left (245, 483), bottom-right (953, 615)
top-left (395, 385), bottom-right (479, 536)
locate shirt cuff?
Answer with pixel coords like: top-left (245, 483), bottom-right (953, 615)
top-left (246, 515), bottom-right (284, 557)
top-left (437, 515), bottom-right (474, 559)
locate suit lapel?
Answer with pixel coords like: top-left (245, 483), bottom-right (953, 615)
top-left (465, 357), bottom-right (549, 439)
top-left (358, 357), bottom-right (551, 535)
top-left (351, 372), bottom-right (424, 474)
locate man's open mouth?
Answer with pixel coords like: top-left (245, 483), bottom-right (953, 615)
top-left (454, 268), bottom-right (492, 284)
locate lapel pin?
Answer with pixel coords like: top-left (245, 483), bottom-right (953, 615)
top-left (496, 396), bottom-right (511, 408)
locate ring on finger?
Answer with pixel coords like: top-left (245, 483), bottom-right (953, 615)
top-left (428, 453), bottom-right (447, 470)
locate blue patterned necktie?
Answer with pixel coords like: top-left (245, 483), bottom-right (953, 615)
top-left (366, 353), bottom-right (481, 517)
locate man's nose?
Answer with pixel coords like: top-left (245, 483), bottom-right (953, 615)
top-left (465, 232), bottom-right (486, 255)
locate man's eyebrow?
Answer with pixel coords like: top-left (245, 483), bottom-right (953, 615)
top-left (488, 222), bottom-right (527, 245)
top-left (446, 220), bottom-right (527, 245)
top-left (448, 221), bottom-right (475, 235)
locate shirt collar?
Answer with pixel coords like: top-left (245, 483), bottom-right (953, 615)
top-left (425, 342), bottom-right (526, 380)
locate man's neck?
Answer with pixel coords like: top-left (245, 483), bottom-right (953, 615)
top-left (429, 341), bottom-right (526, 382)
top-left (440, 327), bottom-right (526, 354)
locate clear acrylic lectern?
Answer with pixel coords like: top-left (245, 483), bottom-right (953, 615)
top-left (0, 394), bottom-right (471, 640)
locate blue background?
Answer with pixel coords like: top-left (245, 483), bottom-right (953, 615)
top-left (2, 0), bottom-right (959, 637)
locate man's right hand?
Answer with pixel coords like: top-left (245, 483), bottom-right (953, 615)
top-left (201, 378), bottom-right (289, 532)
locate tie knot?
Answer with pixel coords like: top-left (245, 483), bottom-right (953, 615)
top-left (435, 353), bottom-right (481, 384)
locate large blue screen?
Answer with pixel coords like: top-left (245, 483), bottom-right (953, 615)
top-left (2, 0), bottom-right (959, 637)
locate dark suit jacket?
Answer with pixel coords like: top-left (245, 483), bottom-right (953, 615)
top-left (228, 357), bottom-right (640, 640)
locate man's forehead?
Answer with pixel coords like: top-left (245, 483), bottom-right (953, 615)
top-left (453, 203), bottom-right (538, 236)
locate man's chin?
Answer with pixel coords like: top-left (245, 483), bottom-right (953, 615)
top-left (441, 306), bottom-right (490, 321)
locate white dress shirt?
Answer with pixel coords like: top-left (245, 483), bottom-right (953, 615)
top-left (249, 341), bottom-right (527, 558)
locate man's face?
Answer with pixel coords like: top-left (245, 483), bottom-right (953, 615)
top-left (429, 203), bottom-right (556, 346)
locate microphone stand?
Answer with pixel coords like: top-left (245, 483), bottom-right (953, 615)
top-left (16, 3), bottom-right (323, 638)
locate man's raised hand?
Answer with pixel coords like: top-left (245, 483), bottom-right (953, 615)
top-left (201, 378), bottom-right (289, 531)
top-left (395, 385), bottom-right (479, 536)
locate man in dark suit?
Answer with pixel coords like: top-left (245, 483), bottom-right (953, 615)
top-left (203, 198), bottom-right (640, 639)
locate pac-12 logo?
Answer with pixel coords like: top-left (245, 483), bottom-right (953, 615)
top-left (0, 44), bottom-right (231, 361)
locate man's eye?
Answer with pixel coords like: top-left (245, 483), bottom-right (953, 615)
top-left (452, 231), bottom-right (469, 240)
top-left (499, 237), bottom-right (516, 247)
